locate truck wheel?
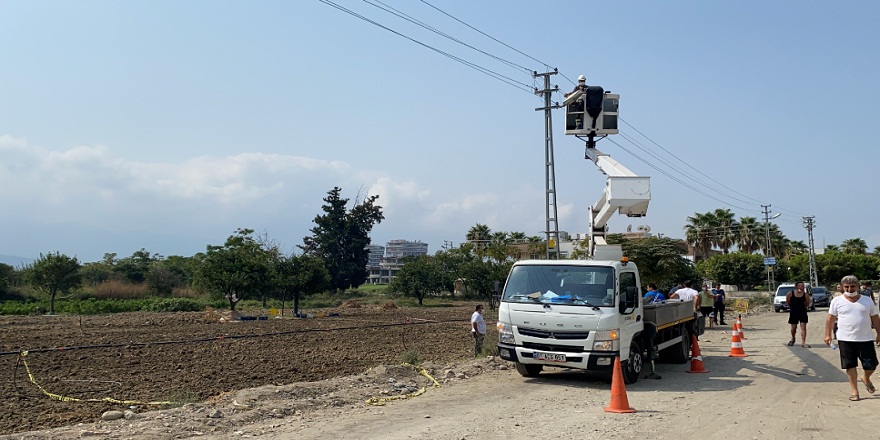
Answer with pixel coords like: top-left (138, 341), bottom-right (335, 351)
top-left (663, 330), bottom-right (691, 364)
top-left (515, 362), bottom-right (543, 377)
top-left (622, 341), bottom-right (642, 384)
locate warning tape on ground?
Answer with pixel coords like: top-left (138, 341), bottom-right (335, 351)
top-left (18, 351), bottom-right (177, 406)
top-left (365, 363), bottom-right (441, 406)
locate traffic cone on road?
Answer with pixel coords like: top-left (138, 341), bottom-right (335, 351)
top-left (728, 326), bottom-right (748, 357)
top-left (687, 334), bottom-right (709, 373)
top-left (603, 356), bottom-right (636, 413)
top-left (736, 315), bottom-right (746, 339)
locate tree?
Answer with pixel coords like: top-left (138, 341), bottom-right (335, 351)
top-left (712, 209), bottom-right (738, 253)
top-left (25, 252), bottom-right (82, 315)
top-left (274, 253), bottom-right (329, 316)
top-left (684, 212), bottom-right (715, 258)
top-left (115, 249), bottom-right (157, 283)
top-left (195, 228), bottom-right (273, 311)
top-left (0, 263), bottom-right (14, 298)
top-left (466, 223), bottom-right (491, 251)
top-left (841, 238), bottom-right (868, 255)
top-left (696, 252), bottom-right (765, 290)
top-left (301, 187), bottom-right (384, 292)
top-left (737, 217), bottom-right (761, 254)
top-left (619, 237), bottom-right (695, 290)
top-left (389, 255), bottom-right (445, 306)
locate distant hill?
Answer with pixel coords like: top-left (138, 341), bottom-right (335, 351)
top-left (0, 255), bottom-right (34, 268)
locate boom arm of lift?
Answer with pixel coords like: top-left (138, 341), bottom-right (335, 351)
top-left (585, 147), bottom-right (651, 258)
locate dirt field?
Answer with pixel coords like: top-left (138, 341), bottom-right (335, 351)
top-left (4, 304), bottom-right (880, 440)
top-left (0, 303), bottom-right (480, 436)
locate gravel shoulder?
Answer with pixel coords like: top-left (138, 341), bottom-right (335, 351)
top-left (4, 307), bottom-right (876, 440)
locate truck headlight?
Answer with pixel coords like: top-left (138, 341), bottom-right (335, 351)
top-left (497, 322), bottom-right (515, 344)
top-left (593, 340), bottom-right (616, 351)
top-left (593, 329), bottom-right (619, 351)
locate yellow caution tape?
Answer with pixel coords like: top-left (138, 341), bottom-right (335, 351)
top-left (18, 351), bottom-right (177, 406)
top-left (365, 363), bottom-right (441, 406)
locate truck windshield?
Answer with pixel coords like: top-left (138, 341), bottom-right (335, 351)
top-left (502, 265), bottom-right (615, 307)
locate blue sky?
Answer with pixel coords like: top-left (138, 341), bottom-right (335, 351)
top-left (1, 0), bottom-right (878, 263)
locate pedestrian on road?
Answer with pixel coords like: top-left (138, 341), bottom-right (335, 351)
top-left (471, 305), bottom-right (486, 357)
top-left (699, 284), bottom-right (715, 329)
top-left (786, 281), bottom-right (811, 347)
top-left (824, 275), bottom-right (880, 402)
top-left (861, 282), bottom-right (875, 304)
top-left (712, 283), bottom-right (727, 325)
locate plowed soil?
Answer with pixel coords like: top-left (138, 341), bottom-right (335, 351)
top-left (0, 303), bottom-right (480, 435)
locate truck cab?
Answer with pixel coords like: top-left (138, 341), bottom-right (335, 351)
top-left (496, 258), bottom-right (645, 383)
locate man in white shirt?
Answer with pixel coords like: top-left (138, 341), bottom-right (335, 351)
top-left (671, 280), bottom-right (701, 311)
top-left (471, 305), bottom-right (487, 357)
top-left (825, 275), bottom-right (880, 401)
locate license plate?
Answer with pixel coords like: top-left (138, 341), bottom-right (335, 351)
top-left (533, 351), bottom-right (566, 362)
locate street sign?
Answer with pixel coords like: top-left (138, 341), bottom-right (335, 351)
top-left (763, 257), bottom-right (776, 265)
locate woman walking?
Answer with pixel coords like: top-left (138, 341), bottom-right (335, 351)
top-left (786, 281), bottom-right (812, 347)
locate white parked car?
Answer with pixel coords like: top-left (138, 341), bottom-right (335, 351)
top-left (774, 283), bottom-right (814, 313)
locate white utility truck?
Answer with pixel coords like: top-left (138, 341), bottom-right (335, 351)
top-left (496, 90), bottom-right (701, 383)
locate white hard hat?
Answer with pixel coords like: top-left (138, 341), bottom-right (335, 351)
top-left (578, 75), bottom-right (586, 81)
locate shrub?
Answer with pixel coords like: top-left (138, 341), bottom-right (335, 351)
top-left (400, 349), bottom-right (422, 366)
top-left (147, 298), bottom-right (204, 312)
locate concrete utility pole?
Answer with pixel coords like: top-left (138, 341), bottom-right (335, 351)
top-left (762, 204), bottom-right (781, 295)
top-left (534, 70), bottom-right (562, 260)
top-left (804, 216), bottom-right (818, 287)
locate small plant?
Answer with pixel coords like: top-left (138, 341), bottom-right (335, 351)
top-left (478, 331), bottom-right (499, 357)
top-left (400, 349), bottom-right (423, 366)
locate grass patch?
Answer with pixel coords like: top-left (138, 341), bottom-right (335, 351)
top-left (400, 349), bottom-right (423, 366)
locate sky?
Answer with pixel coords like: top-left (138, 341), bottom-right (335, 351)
top-left (1, 0), bottom-right (878, 264)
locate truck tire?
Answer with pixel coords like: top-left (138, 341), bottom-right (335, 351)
top-left (515, 362), bottom-right (543, 377)
top-left (661, 328), bottom-right (691, 364)
top-left (622, 341), bottom-right (642, 384)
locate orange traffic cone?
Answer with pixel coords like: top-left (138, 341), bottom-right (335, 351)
top-left (728, 326), bottom-right (748, 357)
top-left (604, 356), bottom-right (636, 413)
top-left (687, 334), bottom-right (709, 373)
top-left (736, 315), bottom-right (746, 339)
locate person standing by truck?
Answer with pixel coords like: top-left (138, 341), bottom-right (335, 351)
top-left (786, 281), bottom-right (811, 347)
top-left (644, 284), bottom-right (665, 303)
top-left (824, 275), bottom-right (880, 401)
top-left (471, 305), bottom-right (486, 357)
top-left (671, 280), bottom-right (700, 312)
top-left (712, 283), bottom-right (727, 325)
top-left (699, 284), bottom-right (715, 329)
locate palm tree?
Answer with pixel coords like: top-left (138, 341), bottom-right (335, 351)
top-left (841, 238), bottom-right (868, 254)
top-left (712, 209), bottom-right (738, 253)
top-left (466, 223), bottom-right (491, 251)
top-left (508, 231), bottom-right (527, 243)
top-left (490, 231), bottom-right (509, 245)
top-left (737, 217), bottom-right (761, 254)
top-left (788, 240), bottom-right (808, 256)
top-left (684, 212), bottom-right (715, 258)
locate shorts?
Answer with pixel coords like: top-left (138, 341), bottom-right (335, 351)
top-left (788, 311), bottom-right (808, 324)
top-left (838, 340), bottom-right (879, 370)
top-left (699, 306), bottom-right (714, 317)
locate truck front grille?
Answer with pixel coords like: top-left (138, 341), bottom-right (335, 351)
top-left (522, 341), bottom-right (585, 353)
top-left (518, 328), bottom-right (590, 340)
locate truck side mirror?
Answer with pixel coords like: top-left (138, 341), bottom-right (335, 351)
top-left (619, 286), bottom-right (639, 314)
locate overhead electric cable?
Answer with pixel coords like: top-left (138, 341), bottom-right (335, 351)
top-left (419, 0), bottom-right (551, 70)
top-left (618, 131), bottom-right (760, 210)
top-left (317, 0), bottom-right (533, 93)
top-left (366, 0), bottom-right (533, 73)
top-left (607, 138), bottom-right (754, 212)
top-left (620, 118), bottom-right (767, 206)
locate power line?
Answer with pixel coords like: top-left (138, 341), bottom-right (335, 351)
top-left (607, 137), bottom-right (756, 213)
top-left (317, 0), bottom-right (534, 93)
top-left (365, 0), bottom-right (533, 73)
top-left (620, 118), bottom-right (767, 206)
top-left (418, 0), bottom-right (551, 70)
